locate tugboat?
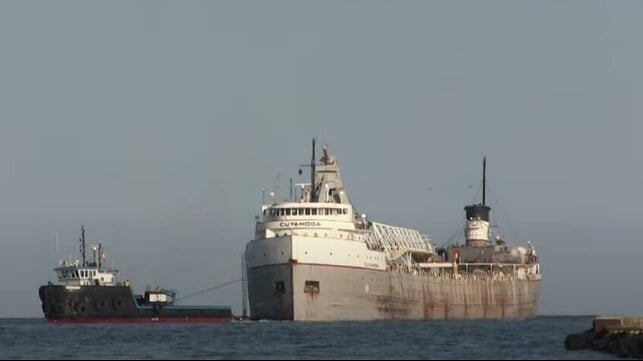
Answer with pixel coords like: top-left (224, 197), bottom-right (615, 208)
top-left (38, 226), bottom-right (233, 323)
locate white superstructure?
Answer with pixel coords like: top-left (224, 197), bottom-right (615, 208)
top-left (53, 226), bottom-right (119, 288)
top-left (247, 140), bottom-right (435, 274)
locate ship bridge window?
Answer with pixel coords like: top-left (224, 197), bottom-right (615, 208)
top-left (299, 208), bottom-right (304, 215)
top-left (285, 208), bottom-right (291, 216)
top-left (311, 208), bottom-right (317, 215)
top-left (305, 208), bottom-right (311, 216)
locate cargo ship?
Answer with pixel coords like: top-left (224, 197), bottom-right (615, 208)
top-left (244, 139), bottom-right (541, 321)
top-left (38, 226), bottom-right (233, 323)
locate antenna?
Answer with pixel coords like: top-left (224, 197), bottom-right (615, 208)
top-left (97, 242), bottom-right (102, 271)
top-left (274, 171), bottom-right (280, 201)
top-left (310, 138), bottom-right (316, 202)
top-left (55, 232), bottom-right (60, 263)
top-left (79, 225), bottom-right (86, 267)
top-left (482, 157), bottom-right (487, 206)
top-left (290, 178), bottom-right (293, 201)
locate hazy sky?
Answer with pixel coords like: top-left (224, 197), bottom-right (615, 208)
top-left (1, 1), bottom-right (642, 318)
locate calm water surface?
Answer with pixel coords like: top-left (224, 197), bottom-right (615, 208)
top-left (0, 316), bottom-right (612, 359)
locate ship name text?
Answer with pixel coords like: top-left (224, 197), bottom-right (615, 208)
top-left (278, 221), bottom-right (322, 227)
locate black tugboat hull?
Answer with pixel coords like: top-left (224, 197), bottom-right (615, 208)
top-left (39, 285), bottom-right (233, 323)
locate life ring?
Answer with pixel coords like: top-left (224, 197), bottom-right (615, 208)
top-left (95, 299), bottom-right (107, 310)
top-left (113, 299), bottom-right (124, 310)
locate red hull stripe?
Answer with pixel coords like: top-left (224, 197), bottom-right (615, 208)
top-left (48, 317), bottom-right (231, 324)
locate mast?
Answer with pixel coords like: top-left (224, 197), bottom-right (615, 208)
top-left (310, 138), bottom-right (316, 202)
top-left (464, 157), bottom-right (491, 247)
top-left (97, 242), bottom-right (102, 271)
top-left (79, 225), bottom-right (86, 266)
top-left (482, 157), bottom-right (486, 205)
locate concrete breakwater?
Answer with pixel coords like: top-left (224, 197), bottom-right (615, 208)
top-left (565, 316), bottom-right (643, 358)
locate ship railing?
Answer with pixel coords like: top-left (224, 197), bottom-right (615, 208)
top-left (410, 261), bottom-right (539, 279)
top-left (390, 265), bottom-right (533, 281)
top-left (398, 267), bottom-right (542, 282)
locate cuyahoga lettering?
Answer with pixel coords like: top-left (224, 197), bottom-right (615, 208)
top-left (279, 221), bottom-right (322, 227)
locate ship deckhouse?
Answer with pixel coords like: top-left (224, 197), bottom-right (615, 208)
top-left (53, 226), bottom-right (118, 287)
top-left (257, 202), bottom-right (356, 239)
top-left (250, 139), bottom-right (435, 271)
top-left (255, 141), bottom-right (361, 239)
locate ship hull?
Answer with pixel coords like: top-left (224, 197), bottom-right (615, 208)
top-left (248, 263), bottom-right (540, 321)
top-left (39, 285), bottom-right (233, 323)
